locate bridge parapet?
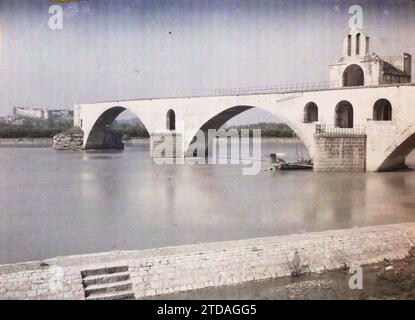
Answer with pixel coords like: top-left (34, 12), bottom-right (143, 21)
top-left (214, 80), bottom-right (415, 97)
top-left (315, 124), bottom-right (366, 136)
top-left (215, 81), bottom-right (340, 96)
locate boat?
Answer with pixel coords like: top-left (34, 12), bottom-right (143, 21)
top-left (267, 153), bottom-right (313, 170)
top-left (267, 135), bottom-right (313, 170)
top-left (274, 160), bottom-right (313, 170)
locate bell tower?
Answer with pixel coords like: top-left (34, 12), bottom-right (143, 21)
top-left (330, 26), bottom-right (411, 88)
top-left (342, 27), bottom-right (370, 58)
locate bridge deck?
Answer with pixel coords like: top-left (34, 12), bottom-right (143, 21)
top-left (79, 82), bottom-right (415, 105)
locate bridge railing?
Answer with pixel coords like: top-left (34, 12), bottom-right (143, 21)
top-left (214, 81), bottom-right (340, 96)
top-left (315, 124), bottom-right (366, 135)
top-left (214, 78), bottom-right (415, 96)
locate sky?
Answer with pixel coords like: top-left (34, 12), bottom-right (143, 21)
top-left (0, 0), bottom-right (414, 123)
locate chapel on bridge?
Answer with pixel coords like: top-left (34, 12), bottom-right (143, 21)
top-left (329, 26), bottom-right (412, 87)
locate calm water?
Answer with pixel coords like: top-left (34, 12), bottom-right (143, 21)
top-left (1, 143), bottom-right (415, 264)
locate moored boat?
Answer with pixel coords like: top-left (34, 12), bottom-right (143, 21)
top-left (267, 153), bottom-right (313, 171)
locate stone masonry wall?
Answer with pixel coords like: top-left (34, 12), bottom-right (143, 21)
top-left (314, 134), bottom-right (367, 171)
top-left (1, 223), bottom-right (414, 300)
top-left (53, 133), bottom-right (84, 151)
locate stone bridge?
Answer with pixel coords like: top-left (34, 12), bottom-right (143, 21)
top-left (74, 82), bottom-right (415, 172)
top-left (74, 26), bottom-right (415, 172)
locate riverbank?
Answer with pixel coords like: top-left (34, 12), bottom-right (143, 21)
top-left (1, 223), bottom-right (414, 300)
top-left (0, 138), bottom-right (52, 147)
top-left (152, 253), bottom-right (415, 300)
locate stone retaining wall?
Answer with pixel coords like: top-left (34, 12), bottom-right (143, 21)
top-left (1, 223), bottom-right (414, 300)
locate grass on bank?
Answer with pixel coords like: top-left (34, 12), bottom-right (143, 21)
top-left (0, 124), bottom-right (72, 138)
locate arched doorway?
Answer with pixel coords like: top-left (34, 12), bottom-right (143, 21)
top-left (166, 109), bottom-right (176, 130)
top-left (303, 102), bottom-right (318, 123)
top-left (335, 101), bottom-right (354, 128)
top-left (373, 99), bottom-right (392, 121)
top-left (343, 64), bottom-right (364, 87)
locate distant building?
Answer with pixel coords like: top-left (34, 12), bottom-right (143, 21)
top-left (13, 107), bottom-right (49, 120)
top-left (330, 27), bottom-right (411, 87)
top-left (48, 109), bottom-right (74, 121)
top-left (13, 107), bottom-right (73, 121)
top-left (0, 115), bottom-right (12, 124)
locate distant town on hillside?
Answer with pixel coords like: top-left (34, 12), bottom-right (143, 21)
top-left (0, 107), bottom-right (74, 126)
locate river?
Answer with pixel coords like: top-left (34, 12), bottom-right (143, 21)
top-left (1, 142), bottom-right (415, 264)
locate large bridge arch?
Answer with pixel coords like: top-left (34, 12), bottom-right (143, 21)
top-left (183, 105), bottom-right (312, 158)
top-left (378, 126), bottom-right (415, 171)
top-left (84, 106), bottom-right (151, 150)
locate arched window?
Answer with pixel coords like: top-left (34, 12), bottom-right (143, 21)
top-left (303, 102), bottom-right (318, 123)
top-left (347, 34), bottom-right (352, 56)
top-left (365, 36), bottom-right (370, 55)
top-left (356, 33), bottom-right (360, 55)
top-left (373, 99), bottom-right (392, 121)
top-left (335, 101), bottom-right (354, 128)
top-left (166, 109), bottom-right (176, 130)
top-left (343, 64), bottom-right (364, 87)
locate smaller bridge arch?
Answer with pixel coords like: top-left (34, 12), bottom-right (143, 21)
top-left (303, 102), bottom-right (318, 123)
top-left (373, 99), bottom-right (392, 121)
top-left (335, 101), bottom-right (354, 128)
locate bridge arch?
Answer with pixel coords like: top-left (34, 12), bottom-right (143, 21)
top-left (335, 101), bottom-right (354, 128)
top-left (84, 106), bottom-right (150, 150)
top-left (303, 102), bottom-right (318, 123)
top-left (378, 128), bottom-right (415, 171)
top-left (373, 99), bottom-right (392, 121)
top-left (184, 105), bottom-right (311, 158)
top-left (343, 64), bottom-right (364, 87)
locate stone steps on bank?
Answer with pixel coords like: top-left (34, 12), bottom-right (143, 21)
top-left (86, 291), bottom-right (136, 301)
top-left (84, 280), bottom-right (133, 298)
top-left (81, 265), bottom-right (129, 277)
top-left (82, 271), bottom-right (131, 286)
top-left (80, 265), bottom-right (136, 300)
